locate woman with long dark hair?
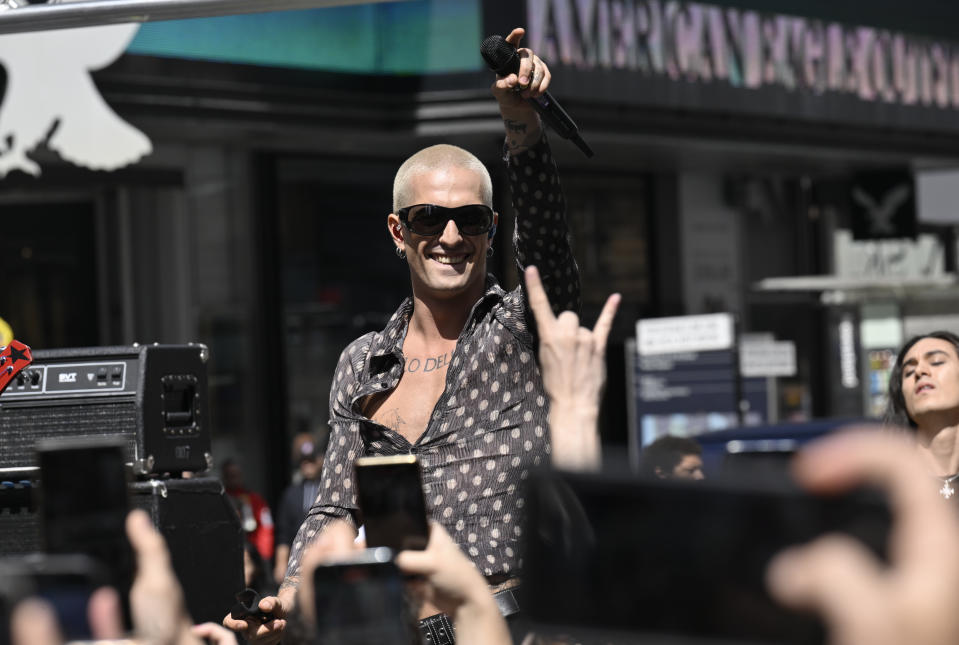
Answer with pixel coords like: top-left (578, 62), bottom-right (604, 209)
top-left (885, 330), bottom-right (959, 499)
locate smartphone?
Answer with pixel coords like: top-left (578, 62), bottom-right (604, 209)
top-left (520, 467), bottom-right (891, 644)
top-left (312, 547), bottom-right (418, 645)
top-left (0, 553), bottom-right (110, 643)
top-left (354, 455), bottom-right (429, 552)
top-left (37, 437), bottom-right (133, 625)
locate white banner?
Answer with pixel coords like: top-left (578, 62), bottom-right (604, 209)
top-left (740, 340), bottom-right (797, 378)
top-left (637, 312), bottom-right (734, 356)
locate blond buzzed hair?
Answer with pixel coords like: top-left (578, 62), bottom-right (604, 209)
top-left (392, 144), bottom-right (493, 213)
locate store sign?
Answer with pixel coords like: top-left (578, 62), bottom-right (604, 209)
top-left (528, 0), bottom-right (959, 111)
top-left (0, 1), bottom-right (151, 178)
top-left (833, 229), bottom-right (945, 280)
top-left (637, 312), bottom-right (734, 355)
top-left (838, 315), bottom-right (859, 389)
top-left (849, 171), bottom-right (917, 240)
top-left (739, 339), bottom-right (797, 378)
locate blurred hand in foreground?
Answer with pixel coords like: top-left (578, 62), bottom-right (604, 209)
top-left (395, 522), bottom-right (511, 645)
top-left (767, 429), bottom-right (959, 645)
top-left (13, 509), bottom-right (202, 645)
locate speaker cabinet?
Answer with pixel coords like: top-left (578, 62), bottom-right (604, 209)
top-left (0, 477), bottom-right (243, 626)
top-left (130, 477), bottom-right (244, 624)
top-left (0, 344), bottom-right (211, 477)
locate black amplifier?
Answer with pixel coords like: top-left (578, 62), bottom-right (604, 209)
top-left (0, 344), bottom-right (211, 477)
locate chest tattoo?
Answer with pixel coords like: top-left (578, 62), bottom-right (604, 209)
top-left (382, 407), bottom-right (407, 431)
top-left (404, 352), bottom-right (451, 374)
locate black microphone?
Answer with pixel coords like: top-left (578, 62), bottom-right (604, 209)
top-left (480, 34), bottom-right (593, 158)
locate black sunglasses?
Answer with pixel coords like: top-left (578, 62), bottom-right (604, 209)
top-left (396, 204), bottom-right (495, 237)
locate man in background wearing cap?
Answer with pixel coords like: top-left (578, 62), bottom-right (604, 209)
top-left (272, 431), bottom-right (329, 585)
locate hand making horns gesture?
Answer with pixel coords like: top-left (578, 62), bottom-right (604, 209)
top-left (524, 265), bottom-right (621, 471)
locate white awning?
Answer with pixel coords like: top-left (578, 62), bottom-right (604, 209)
top-left (753, 274), bottom-right (959, 304)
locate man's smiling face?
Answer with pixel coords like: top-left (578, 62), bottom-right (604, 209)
top-left (388, 165), bottom-right (495, 301)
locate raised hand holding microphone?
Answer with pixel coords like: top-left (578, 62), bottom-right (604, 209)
top-left (483, 27), bottom-right (594, 158)
top-left (485, 27), bottom-right (551, 157)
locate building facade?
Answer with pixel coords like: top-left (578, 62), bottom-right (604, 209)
top-left (3, 0), bottom-right (959, 499)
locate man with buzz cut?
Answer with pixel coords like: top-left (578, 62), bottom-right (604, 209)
top-left (225, 26), bottom-right (580, 643)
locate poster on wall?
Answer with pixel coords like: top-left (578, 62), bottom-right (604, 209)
top-left (629, 314), bottom-right (747, 465)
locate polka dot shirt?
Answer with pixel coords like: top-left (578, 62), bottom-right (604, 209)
top-left (284, 135), bottom-right (580, 586)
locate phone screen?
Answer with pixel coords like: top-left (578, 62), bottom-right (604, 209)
top-left (39, 439), bottom-right (130, 557)
top-left (312, 554), bottom-right (416, 645)
top-left (38, 438), bottom-right (133, 625)
top-left (354, 456), bottom-right (429, 552)
top-left (520, 468), bottom-right (891, 644)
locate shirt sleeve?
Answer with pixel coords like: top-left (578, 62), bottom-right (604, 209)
top-left (282, 344), bottom-right (364, 587)
top-left (506, 133), bottom-right (581, 315)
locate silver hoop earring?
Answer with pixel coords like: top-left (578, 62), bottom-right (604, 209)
top-left (487, 247), bottom-right (494, 257)
top-left (395, 247), bottom-right (406, 259)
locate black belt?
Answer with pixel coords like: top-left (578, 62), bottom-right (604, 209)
top-left (492, 587), bottom-right (521, 617)
top-left (418, 587), bottom-right (520, 644)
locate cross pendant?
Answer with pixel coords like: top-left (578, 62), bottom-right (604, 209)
top-left (941, 482), bottom-right (955, 500)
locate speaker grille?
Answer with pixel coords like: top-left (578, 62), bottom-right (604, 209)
top-left (0, 402), bottom-right (138, 470)
top-left (0, 511), bottom-right (40, 554)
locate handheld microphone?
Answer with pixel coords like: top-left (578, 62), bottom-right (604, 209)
top-left (480, 34), bottom-right (594, 159)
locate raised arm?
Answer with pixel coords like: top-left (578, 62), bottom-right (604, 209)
top-left (490, 27), bottom-right (545, 156)
top-left (525, 265), bottom-right (620, 471)
top-left (491, 27), bottom-right (580, 315)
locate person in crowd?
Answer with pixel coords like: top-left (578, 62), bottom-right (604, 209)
top-left (274, 432), bottom-right (328, 585)
top-left (884, 331), bottom-right (959, 499)
top-left (225, 25), bottom-right (579, 643)
top-left (10, 510), bottom-right (238, 645)
top-left (638, 435), bottom-right (706, 480)
top-left (222, 458), bottom-right (275, 563)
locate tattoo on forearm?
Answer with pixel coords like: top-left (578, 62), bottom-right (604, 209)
top-left (404, 352), bottom-right (450, 373)
top-left (505, 119), bottom-right (537, 154)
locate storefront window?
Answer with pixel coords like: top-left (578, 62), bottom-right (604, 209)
top-left (0, 201), bottom-right (99, 349)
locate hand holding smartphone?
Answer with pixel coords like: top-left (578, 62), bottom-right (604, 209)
top-left (520, 468), bottom-right (891, 644)
top-left (354, 455), bottom-right (429, 552)
top-left (0, 553), bottom-right (110, 643)
top-left (37, 437), bottom-right (134, 631)
top-left (312, 547), bottom-right (419, 645)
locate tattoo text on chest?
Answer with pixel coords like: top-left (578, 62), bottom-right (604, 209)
top-left (404, 352), bottom-right (451, 373)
